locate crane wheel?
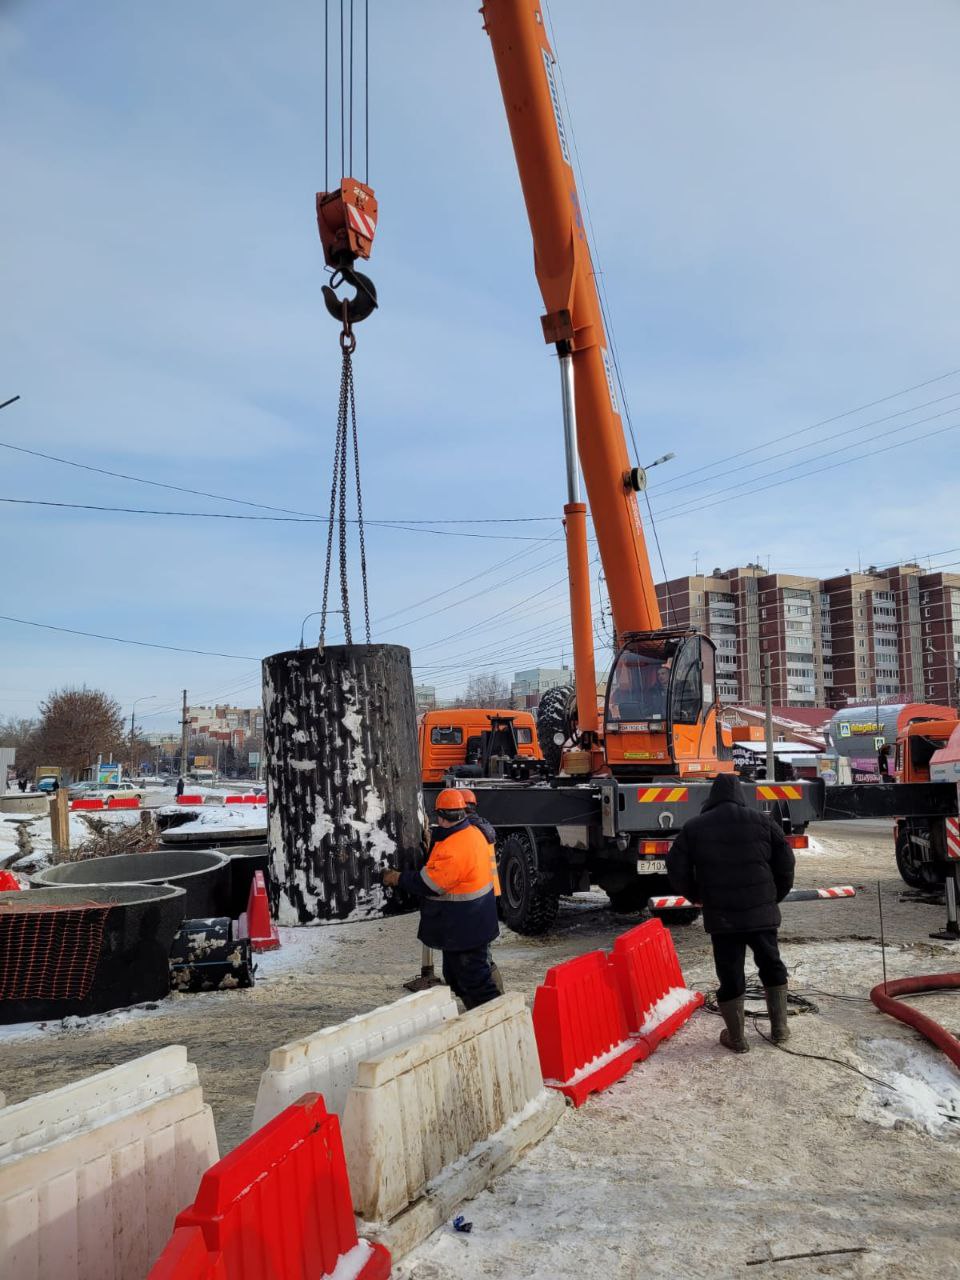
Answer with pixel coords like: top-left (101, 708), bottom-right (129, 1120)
top-left (895, 828), bottom-right (942, 890)
top-left (536, 685), bottom-right (576, 775)
top-left (496, 830), bottom-right (560, 936)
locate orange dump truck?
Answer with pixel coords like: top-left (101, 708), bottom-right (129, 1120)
top-left (418, 708), bottom-right (541, 784)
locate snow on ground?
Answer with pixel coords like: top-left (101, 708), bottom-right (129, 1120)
top-left (0, 815), bottom-right (24, 862)
top-left (857, 1037), bottom-right (960, 1136)
top-left (165, 805), bottom-right (267, 835)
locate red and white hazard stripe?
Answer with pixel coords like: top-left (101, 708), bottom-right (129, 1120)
top-left (815, 885), bottom-right (856, 898)
top-left (649, 896), bottom-right (694, 910)
top-left (946, 817), bottom-right (960, 861)
top-left (347, 204), bottom-right (377, 240)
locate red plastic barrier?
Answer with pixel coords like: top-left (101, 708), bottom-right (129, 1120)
top-left (240, 869), bottom-right (280, 952)
top-left (71, 798), bottom-right (104, 811)
top-left (177, 794), bottom-right (204, 805)
top-left (224, 795), bottom-right (264, 805)
top-left (149, 1227), bottom-right (226, 1280)
top-left (0, 871), bottom-right (21, 892)
top-left (106, 796), bottom-right (140, 810)
top-left (533, 950), bottom-right (646, 1106)
top-left (871, 973), bottom-right (960, 1071)
top-left (223, 796), bottom-right (246, 805)
top-left (609, 918), bottom-right (703, 1051)
top-left (170, 1095), bottom-right (390, 1280)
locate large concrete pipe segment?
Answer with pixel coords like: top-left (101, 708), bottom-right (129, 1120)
top-left (263, 644), bottom-right (424, 924)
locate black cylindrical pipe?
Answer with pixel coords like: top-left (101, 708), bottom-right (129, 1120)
top-left (263, 644), bottom-right (423, 924)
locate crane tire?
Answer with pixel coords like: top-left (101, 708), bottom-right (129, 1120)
top-left (497, 829), bottom-right (560, 936)
top-left (537, 685), bottom-right (576, 775)
top-left (895, 827), bottom-right (941, 890)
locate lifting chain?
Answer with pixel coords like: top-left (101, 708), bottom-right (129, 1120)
top-left (319, 304), bottom-right (371, 650)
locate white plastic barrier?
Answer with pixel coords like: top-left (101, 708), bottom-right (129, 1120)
top-left (342, 992), bottom-right (565, 1259)
top-left (0, 1050), bottom-right (218, 1280)
top-left (251, 986), bottom-right (458, 1132)
top-left (0, 1046), bottom-right (197, 1161)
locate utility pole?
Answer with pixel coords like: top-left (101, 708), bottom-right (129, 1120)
top-left (763, 651), bottom-right (775, 781)
top-left (129, 712), bottom-right (136, 779)
top-left (180, 689), bottom-right (189, 778)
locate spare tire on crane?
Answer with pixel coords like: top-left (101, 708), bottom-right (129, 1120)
top-left (537, 685), bottom-right (577, 775)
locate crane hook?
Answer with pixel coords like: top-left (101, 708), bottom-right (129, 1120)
top-left (322, 266), bottom-right (378, 327)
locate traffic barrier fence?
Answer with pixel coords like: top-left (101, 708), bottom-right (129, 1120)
top-left (252, 986), bottom-right (458, 1132)
top-left (342, 991), bottom-right (563, 1259)
top-left (532, 950), bottom-right (646, 1106)
top-left (0, 1051), bottom-right (217, 1280)
top-left (166, 1093), bottom-right (390, 1280)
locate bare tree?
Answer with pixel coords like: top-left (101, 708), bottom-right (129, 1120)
top-left (0, 716), bottom-right (37, 749)
top-left (463, 672), bottom-right (511, 706)
top-left (25, 687), bottom-right (125, 778)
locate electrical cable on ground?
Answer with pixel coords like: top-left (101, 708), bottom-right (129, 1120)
top-left (698, 980), bottom-right (959, 1120)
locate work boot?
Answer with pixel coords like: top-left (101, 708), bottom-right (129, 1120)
top-left (718, 997), bottom-right (749, 1053)
top-left (765, 984), bottom-right (790, 1043)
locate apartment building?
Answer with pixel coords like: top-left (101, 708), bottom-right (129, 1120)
top-left (657, 562), bottom-right (960, 709)
top-left (511, 666), bottom-right (572, 709)
top-left (186, 704), bottom-right (265, 745)
top-left (414, 684), bottom-right (437, 713)
top-left (656, 568), bottom-right (831, 707)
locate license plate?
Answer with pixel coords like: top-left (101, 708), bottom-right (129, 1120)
top-left (636, 859), bottom-right (667, 875)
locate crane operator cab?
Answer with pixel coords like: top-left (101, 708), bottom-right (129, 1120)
top-left (603, 628), bottom-right (732, 778)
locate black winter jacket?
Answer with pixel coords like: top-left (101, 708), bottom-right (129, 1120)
top-left (665, 774), bottom-right (795, 934)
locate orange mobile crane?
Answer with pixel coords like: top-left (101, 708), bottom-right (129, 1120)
top-left (317, 1), bottom-right (822, 932)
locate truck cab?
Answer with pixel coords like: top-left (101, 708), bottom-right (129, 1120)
top-left (419, 708), bottom-right (541, 783)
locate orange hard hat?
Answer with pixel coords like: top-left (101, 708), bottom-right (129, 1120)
top-left (461, 789), bottom-right (477, 806)
top-left (435, 788), bottom-right (467, 813)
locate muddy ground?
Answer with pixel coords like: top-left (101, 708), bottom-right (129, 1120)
top-left (2, 819), bottom-right (959, 1277)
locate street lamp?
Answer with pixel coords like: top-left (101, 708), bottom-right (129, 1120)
top-left (626, 452), bottom-right (676, 494)
top-left (299, 609), bottom-right (344, 649)
top-left (129, 696), bottom-right (156, 777)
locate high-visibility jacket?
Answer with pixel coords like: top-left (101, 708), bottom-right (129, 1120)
top-left (467, 811), bottom-right (501, 897)
top-left (398, 819), bottom-right (498, 952)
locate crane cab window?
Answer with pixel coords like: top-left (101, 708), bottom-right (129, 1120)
top-left (515, 727), bottom-right (533, 745)
top-left (670, 637), bottom-right (703, 725)
top-left (430, 726), bottom-right (463, 745)
top-left (607, 645), bottom-right (671, 722)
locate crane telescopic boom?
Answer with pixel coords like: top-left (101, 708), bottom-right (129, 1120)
top-left (481, 0), bottom-right (662, 640)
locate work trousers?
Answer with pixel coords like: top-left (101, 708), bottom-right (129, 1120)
top-left (441, 945), bottom-right (501, 1010)
top-left (711, 929), bottom-right (787, 1004)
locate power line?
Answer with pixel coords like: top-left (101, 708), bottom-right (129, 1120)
top-left (0, 614), bottom-right (258, 661)
top-left (656, 365), bottom-right (960, 487)
top-left (653, 389), bottom-right (960, 500)
top-left (652, 418), bottom-right (960, 523)
top-left (0, 437), bottom-right (559, 524)
top-left (0, 496), bottom-right (553, 541)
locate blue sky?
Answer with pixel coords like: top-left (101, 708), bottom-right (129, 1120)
top-left (3, 0), bottom-right (959, 731)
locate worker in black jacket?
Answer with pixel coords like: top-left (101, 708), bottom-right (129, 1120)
top-left (666, 773), bottom-right (795, 1053)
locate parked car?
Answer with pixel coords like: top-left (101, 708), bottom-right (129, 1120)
top-left (85, 783), bottom-right (144, 803)
top-left (35, 777), bottom-right (59, 794)
top-left (66, 781), bottom-right (99, 798)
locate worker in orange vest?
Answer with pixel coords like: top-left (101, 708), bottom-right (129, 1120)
top-left (461, 788), bottom-right (503, 994)
top-left (461, 788), bottom-right (501, 896)
top-left (383, 788), bottom-right (500, 1009)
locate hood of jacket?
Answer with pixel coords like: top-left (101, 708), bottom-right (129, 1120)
top-left (701, 772), bottom-right (746, 812)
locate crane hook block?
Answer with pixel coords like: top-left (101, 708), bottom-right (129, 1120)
top-left (316, 178), bottom-right (378, 268)
top-left (322, 268), bottom-right (378, 326)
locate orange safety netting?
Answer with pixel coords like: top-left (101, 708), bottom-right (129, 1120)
top-left (0, 901), bottom-right (111, 1001)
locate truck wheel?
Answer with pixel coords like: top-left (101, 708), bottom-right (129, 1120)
top-left (895, 829), bottom-right (941, 889)
top-left (497, 830), bottom-right (560, 935)
top-left (536, 686), bottom-right (575, 775)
